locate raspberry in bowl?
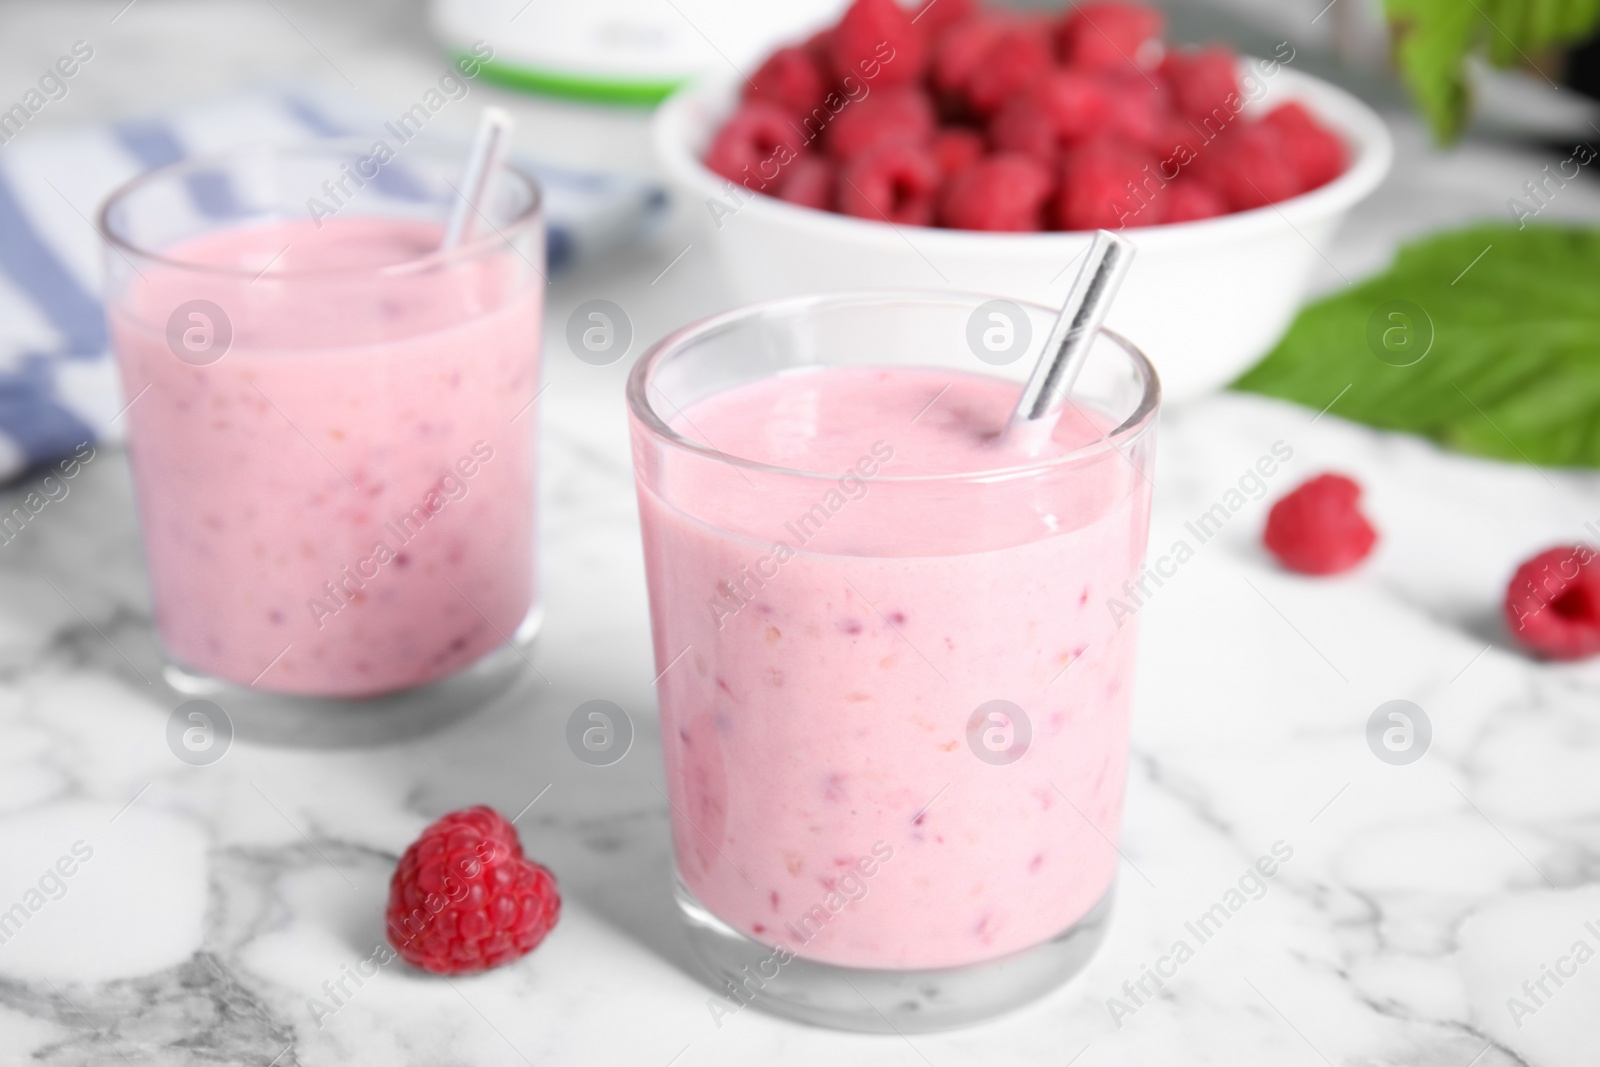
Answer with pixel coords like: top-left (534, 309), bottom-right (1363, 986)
top-left (652, 0), bottom-right (1392, 402)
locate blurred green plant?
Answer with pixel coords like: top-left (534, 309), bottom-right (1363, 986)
top-left (1234, 223), bottom-right (1600, 468)
top-left (1385, 0), bottom-right (1600, 143)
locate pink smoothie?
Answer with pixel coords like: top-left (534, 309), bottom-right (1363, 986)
top-left (108, 217), bottom-right (541, 696)
top-left (637, 365), bottom-right (1152, 971)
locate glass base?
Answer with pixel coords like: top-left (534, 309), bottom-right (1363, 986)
top-left (125, 605), bottom-right (542, 748)
top-left (677, 876), bottom-right (1114, 1033)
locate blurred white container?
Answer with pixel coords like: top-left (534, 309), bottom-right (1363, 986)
top-left (433, 0), bottom-right (846, 105)
top-left (652, 62), bottom-right (1393, 402)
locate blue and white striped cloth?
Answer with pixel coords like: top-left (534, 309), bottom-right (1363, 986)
top-left (0, 89), bottom-right (663, 482)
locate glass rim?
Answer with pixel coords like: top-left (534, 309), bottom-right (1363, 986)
top-left (96, 136), bottom-right (544, 280)
top-left (626, 290), bottom-right (1162, 484)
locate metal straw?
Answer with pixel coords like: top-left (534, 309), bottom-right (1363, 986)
top-left (441, 106), bottom-right (514, 250)
top-left (1001, 230), bottom-right (1136, 455)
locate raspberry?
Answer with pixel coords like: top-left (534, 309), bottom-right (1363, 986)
top-left (839, 143), bottom-right (941, 224)
top-left (1188, 122), bottom-right (1300, 210)
top-left (1151, 116), bottom-right (1203, 165)
top-left (1503, 546), bottom-right (1600, 660)
top-left (989, 94), bottom-right (1059, 165)
top-left (930, 126), bottom-right (986, 177)
top-left (825, 88), bottom-right (935, 162)
top-left (913, 0), bottom-right (976, 34)
top-left (832, 0), bottom-right (927, 88)
top-left (777, 154), bottom-right (836, 209)
top-left (386, 806), bottom-right (560, 975)
top-left (965, 29), bottom-right (1053, 115)
top-left (1058, 2), bottom-right (1165, 71)
top-left (1260, 102), bottom-right (1346, 191)
top-left (745, 46), bottom-right (825, 116)
top-left (704, 101), bottom-right (803, 187)
top-left (1263, 473), bottom-right (1377, 576)
top-left (938, 152), bottom-right (1053, 230)
top-left (1159, 46), bottom-right (1241, 125)
top-left (931, 15), bottom-right (1010, 100)
top-left (1016, 12), bottom-right (1061, 52)
top-left (1163, 179), bottom-right (1226, 222)
top-left (706, 0), bottom-right (1346, 230)
top-left (1055, 139), bottom-right (1161, 230)
top-left (804, 29), bottom-right (836, 81)
top-left (1097, 70), bottom-right (1167, 147)
top-left (1032, 68), bottom-right (1114, 143)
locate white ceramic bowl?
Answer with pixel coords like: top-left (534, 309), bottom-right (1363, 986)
top-left (652, 62), bottom-right (1393, 402)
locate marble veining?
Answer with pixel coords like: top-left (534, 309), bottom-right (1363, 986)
top-left (3, 0), bottom-right (1600, 1063)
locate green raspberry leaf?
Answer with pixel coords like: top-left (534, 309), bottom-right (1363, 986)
top-left (1233, 224), bottom-right (1600, 469)
top-left (1383, 0), bottom-right (1600, 144)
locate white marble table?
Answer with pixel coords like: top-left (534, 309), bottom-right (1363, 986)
top-left (4, 1), bottom-right (1600, 1064)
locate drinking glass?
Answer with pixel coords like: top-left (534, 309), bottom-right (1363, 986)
top-left (627, 292), bottom-right (1159, 1031)
top-left (100, 141), bottom-right (544, 728)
